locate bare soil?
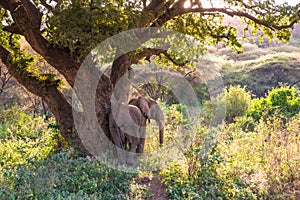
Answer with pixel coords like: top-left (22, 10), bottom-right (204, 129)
top-left (137, 173), bottom-right (170, 200)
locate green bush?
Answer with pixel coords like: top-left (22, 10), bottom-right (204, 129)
top-left (248, 85), bottom-right (300, 122)
top-left (0, 107), bottom-right (61, 171)
top-left (161, 127), bottom-right (259, 199)
top-left (0, 107), bottom-right (148, 199)
top-left (224, 85), bottom-right (252, 123)
top-left (161, 162), bottom-right (196, 200)
top-left (0, 150), bottom-right (146, 200)
top-left (220, 113), bottom-right (300, 199)
top-left (202, 85), bottom-right (252, 124)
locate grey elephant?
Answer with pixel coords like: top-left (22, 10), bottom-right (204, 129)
top-left (129, 96), bottom-right (164, 145)
top-left (109, 101), bottom-right (147, 164)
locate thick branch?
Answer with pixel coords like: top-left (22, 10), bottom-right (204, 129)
top-left (133, 48), bottom-right (189, 66)
top-left (6, 0), bottom-right (79, 86)
top-left (0, 46), bottom-right (56, 97)
top-left (3, 23), bottom-right (22, 35)
top-left (0, 68), bottom-right (12, 92)
top-left (150, 0), bottom-right (188, 27)
top-left (144, 0), bottom-right (166, 12)
top-left (0, 0), bottom-right (9, 10)
top-left (132, 48), bottom-right (166, 64)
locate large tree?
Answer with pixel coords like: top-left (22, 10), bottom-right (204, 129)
top-left (0, 0), bottom-right (299, 154)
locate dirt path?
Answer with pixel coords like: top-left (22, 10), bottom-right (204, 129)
top-left (137, 173), bottom-right (170, 200)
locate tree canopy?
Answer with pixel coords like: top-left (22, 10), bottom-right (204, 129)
top-left (0, 0), bottom-right (299, 153)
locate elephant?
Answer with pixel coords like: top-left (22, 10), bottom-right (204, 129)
top-left (109, 100), bottom-right (147, 165)
top-left (128, 96), bottom-right (164, 145)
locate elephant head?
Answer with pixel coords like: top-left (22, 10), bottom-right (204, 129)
top-left (129, 96), bottom-right (164, 145)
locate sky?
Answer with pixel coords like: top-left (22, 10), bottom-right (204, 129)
top-left (281, 0), bottom-right (299, 6)
top-left (185, 0), bottom-right (299, 8)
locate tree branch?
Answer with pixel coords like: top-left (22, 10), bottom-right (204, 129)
top-left (150, 0), bottom-right (187, 27)
top-left (133, 48), bottom-right (189, 67)
top-left (0, 45), bottom-right (58, 98)
top-left (144, 0), bottom-right (166, 12)
top-left (5, 0), bottom-right (79, 86)
top-left (193, 7), bottom-right (299, 31)
top-left (3, 23), bottom-right (22, 35)
top-left (0, 0), bottom-right (9, 10)
top-left (152, 5), bottom-right (299, 31)
top-left (0, 44), bottom-right (89, 153)
top-left (40, 0), bottom-right (54, 12)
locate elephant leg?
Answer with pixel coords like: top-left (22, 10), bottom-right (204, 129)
top-left (117, 128), bottom-right (127, 164)
top-left (109, 113), bottom-right (123, 148)
top-left (111, 128), bottom-right (124, 149)
top-left (136, 126), bottom-right (146, 153)
top-left (127, 138), bottom-right (139, 165)
top-left (109, 113), bottom-right (126, 163)
top-left (127, 145), bottom-right (136, 165)
top-left (136, 138), bottom-right (145, 153)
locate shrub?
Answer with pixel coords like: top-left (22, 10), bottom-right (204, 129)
top-left (0, 107), bottom-right (61, 171)
top-left (248, 85), bottom-right (300, 122)
top-left (161, 127), bottom-right (259, 199)
top-left (0, 107), bottom-right (148, 199)
top-left (224, 85), bottom-right (252, 123)
top-left (161, 162), bottom-right (196, 199)
top-left (219, 113), bottom-right (300, 199)
top-left (202, 85), bottom-right (252, 124)
top-left (0, 150), bottom-right (146, 200)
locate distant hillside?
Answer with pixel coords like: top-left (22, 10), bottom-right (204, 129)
top-left (204, 43), bottom-right (300, 97)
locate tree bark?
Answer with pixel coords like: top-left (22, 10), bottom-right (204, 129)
top-left (95, 53), bottom-right (133, 143)
top-left (110, 53), bottom-right (133, 102)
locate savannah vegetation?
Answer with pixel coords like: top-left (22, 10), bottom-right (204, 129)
top-left (1, 0), bottom-right (300, 199)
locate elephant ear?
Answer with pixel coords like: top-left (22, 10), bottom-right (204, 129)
top-left (148, 98), bottom-right (164, 121)
top-left (148, 98), bottom-right (158, 107)
top-left (137, 97), bottom-right (151, 119)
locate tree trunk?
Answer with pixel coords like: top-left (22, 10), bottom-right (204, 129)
top-left (70, 53), bottom-right (132, 156)
top-left (1, 45), bottom-right (133, 157)
top-left (110, 53), bottom-right (133, 102)
top-left (95, 53), bottom-right (133, 143)
top-left (0, 46), bottom-right (89, 154)
top-left (43, 89), bottom-right (90, 155)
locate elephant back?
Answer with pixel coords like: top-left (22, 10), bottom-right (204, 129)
top-left (129, 97), bottom-right (151, 120)
top-left (128, 105), bottom-right (146, 126)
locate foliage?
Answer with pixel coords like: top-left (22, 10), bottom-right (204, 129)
top-left (161, 162), bottom-right (196, 199)
top-left (1, 87), bottom-right (300, 199)
top-left (48, 0), bottom-right (140, 58)
top-left (1, 1), bottom-right (300, 198)
top-left (0, 106), bottom-right (61, 171)
top-left (224, 85), bottom-right (252, 123)
top-left (220, 113), bottom-right (300, 199)
top-left (248, 85), bottom-right (300, 122)
top-left (202, 85), bottom-right (252, 124)
top-left (1, 0), bottom-right (299, 152)
top-left (161, 85), bottom-right (300, 199)
top-left (192, 83), bottom-right (210, 104)
top-left (0, 108), bottom-right (148, 199)
top-left (0, 150), bottom-right (147, 200)
top-left (161, 127), bottom-right (260, 199)
top-left (161, 112), bottom-right (300, 199)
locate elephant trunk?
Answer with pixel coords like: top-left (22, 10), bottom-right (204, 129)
top-left (158, 120), bottom-right (164, 145)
